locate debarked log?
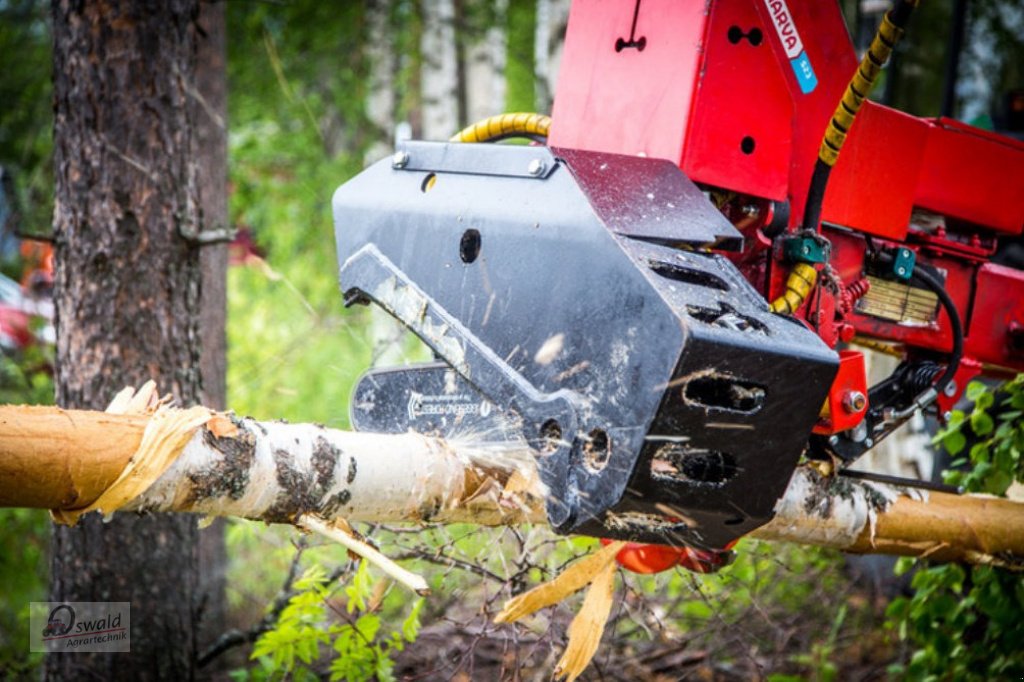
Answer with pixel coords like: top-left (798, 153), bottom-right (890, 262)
top-left (1, 403), bottom-right (1022, 567)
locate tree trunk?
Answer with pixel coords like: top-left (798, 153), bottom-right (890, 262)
top-left (192, 0), bottom-right (229, 663)
top-left (48, 1), bottom-right (203, 679)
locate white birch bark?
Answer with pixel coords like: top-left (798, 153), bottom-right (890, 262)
top-left (365, 0), bottom-right (397, 165)
top-left (534, 0), bottom-right (570, 112)
top-left (126, 416), bottom-right (544, 526)
top-left (420, 0), bottom-right (460, 139)
top-left (465, 0), bottom-right (508, 123)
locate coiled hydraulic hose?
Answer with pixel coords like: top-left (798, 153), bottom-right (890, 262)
top-left (802, 0), bottom-right (920, 232)
top-left (451, 113), bottom-right (551, 144)
top-left (769, 263), bottom-right (818, 314)
top-left (772, 1), bottom-right (920, 316)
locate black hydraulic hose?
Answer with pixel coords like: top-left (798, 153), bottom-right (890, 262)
top-left (910, 265), bottom-right (964, 395)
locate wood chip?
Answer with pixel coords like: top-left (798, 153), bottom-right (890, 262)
top-left (555, 555), bottom-right (618, 682)
top-left (494, 540), bottom-right (625, 624)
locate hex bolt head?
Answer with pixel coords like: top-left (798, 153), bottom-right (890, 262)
top-left (527, 159), bottom-right (546, 176)
top-left (943, 380), bottom-right (958, 397)
top-left (842, 390), bottom-right (867, 414)
top-left (392, 150), bottom-right (409, 169)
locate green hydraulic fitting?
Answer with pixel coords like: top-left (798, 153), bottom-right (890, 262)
top-left (782, 236), bottom-right (828, 264)
top-left (892, 247), bottom-right (915, 281)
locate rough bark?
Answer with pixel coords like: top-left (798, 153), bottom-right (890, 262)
top-left (49, 1), bottom-right (203, 679)
top-left (4, 405), bottom-right (1023, 568)
top-left (191, 0), bottom-right (229, 660)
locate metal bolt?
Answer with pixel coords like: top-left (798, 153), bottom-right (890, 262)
top-left (864, 438), bottom-right (874, 448)
top-left (896, 266), bottom-right (906, 276)
top-left (943, 380), bottom-right (957, 397)
top-left (741, 204), bottom-right (760, 218)
top-left (828, 435), bottom-right (840, 447)
top-left (802, 245), bottom-right (811, 255)
top-left (392, 150), bottom-right (409, 169)
top-left (527, 159), bottom-right (546, 176)
top-left (942, 411), bottom-right (953, 422)
top-left (842, 390), bottom-right (867, 414)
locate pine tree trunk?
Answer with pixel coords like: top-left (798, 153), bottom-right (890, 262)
top-left (48, 1), bottom-right (203, 679)
top-left (192, 0), bottom-right (229, 663)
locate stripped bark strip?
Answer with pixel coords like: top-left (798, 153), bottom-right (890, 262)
top-left (0, 404), bottom-right (1021, 566)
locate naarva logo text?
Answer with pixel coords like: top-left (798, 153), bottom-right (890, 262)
top-left (763, 0), bottom-right (804, 59)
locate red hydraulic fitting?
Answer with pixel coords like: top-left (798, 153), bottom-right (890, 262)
top-left (601, 539), bottom-right (737, 574)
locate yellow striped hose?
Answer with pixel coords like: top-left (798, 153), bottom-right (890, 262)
top-left (769, 263), bottom-right (818, 314)
top-left (818, 7), bottom-right (913, 166)
top-left (451, 113), bottom-right (551, 143)
top-left (777, 1), bottom-right (919, 315)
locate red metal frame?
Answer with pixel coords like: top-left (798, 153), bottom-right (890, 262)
top-left (551, 0), bottom-right (1024, 391)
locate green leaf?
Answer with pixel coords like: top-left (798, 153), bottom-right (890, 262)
top-left (401, 598), bottom-right (424, 643)
top-left (969, 442), bottom-right (990, 464)
top-left (893, 557), bottom-right (916, 576)
top-left (345, 561), bottom-right (371, 613)
top-left (355, 613), bottom-right (381, 642)
top-left (975, 391), bottom-right (995, 411)
top-left (944, 429), bottom-right (968, 455)
top-left (971, 410), bottom-right (995, 436)
top-left (966, 381), bottom-right (988, 401)
top-left (294, 564), bottom-right (328, 591)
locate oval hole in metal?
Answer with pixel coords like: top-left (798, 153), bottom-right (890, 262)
top-left (650, 445), bottom-right (739, 486)
top-left (460, 228), bottom-right (481, 264)
top-left (684, 375), bottom-right (765, 414)
top-left (584, 428), bottom-right (610, 471)
top-left (539, 418), bottom-right (562, 455)
top-left (648, 260), bottom-right (729, 291)
top-left (421, 173), bottom-right (437, 193)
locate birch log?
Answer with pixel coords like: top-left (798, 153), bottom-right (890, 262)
top-left (1, 404), bottom-right (1022, 567)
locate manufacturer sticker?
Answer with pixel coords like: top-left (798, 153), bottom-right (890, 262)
top-left (763, 0), bottom-right (818, 94)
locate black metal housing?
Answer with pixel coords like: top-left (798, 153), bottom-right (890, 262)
top-left (334, 141), bottom-right (837, 548)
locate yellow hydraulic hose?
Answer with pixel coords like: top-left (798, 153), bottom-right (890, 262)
top-left (451, 113), bottom-right (551, 143)
top-left (769, 263), bottom-right (818, 314)
top-left (775, 1), bottom-right (919, 315)
top-left (818, 5), bottom-right (915, 167)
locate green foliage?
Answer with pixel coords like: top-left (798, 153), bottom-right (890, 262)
top-left (0, 344), bottom-right (53, 406)
top-left (242, 562), bottom-right (424, 682)
top-left (504, 0), bottom-right (536, 112)
top-left (225, 1), bottom-right (382, 426)
top-left (887, 377), bottom-right (1024, 680)
top-left (0, 0), bottom-right (53, 239)
top-left (933, 377), bottom-right (1024, 495)
top-left (0, 508), bottom-right (48, 679)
